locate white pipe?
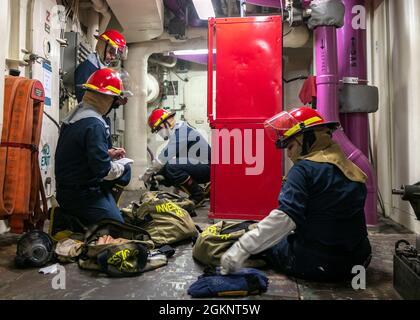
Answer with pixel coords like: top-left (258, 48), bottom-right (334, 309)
top-left (91, 0), bottom-right (111, 34)
top-left (124, 45), bottom-right (150, 190)
top-left (87, 9), bottom-right (100, 49)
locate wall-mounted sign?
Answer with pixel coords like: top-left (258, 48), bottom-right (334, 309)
top-left (41, 143), bottom-right (51, 172)
top-left (42, 61), bottom-right (52, 107)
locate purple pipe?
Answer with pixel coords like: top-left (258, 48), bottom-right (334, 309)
top-left (315, 26), bottom-right (377, 225)
top-left (247, 0), bottom-right (284, 8)
top-left (337, 0), bottom-right (369, 157)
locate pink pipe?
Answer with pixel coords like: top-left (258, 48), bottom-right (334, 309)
top-left (337, 0), bottom-right (369, 156)
top-left (315, 26), bottom-right (377, 225)
top-left (246, 0), bottom-right (284, 8)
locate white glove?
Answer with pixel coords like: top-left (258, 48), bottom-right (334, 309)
top-left (221, 209), bottom-right (296, 275)
top-left (140, 167), bottom-right (155, 184)
top-left (220, 241), bottom-right (250, 275)
top-left (139, 160), bottom-right (164, 184)
top-left (103, 162), bottom-right (125, 181)
top-left (238, 209), bottom-right (296, 255)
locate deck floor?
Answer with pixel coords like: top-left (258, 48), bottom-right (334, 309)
top-left (0, 191), bottom-right (415, 300)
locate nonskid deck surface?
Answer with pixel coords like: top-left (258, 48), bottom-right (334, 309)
top-left (0, 191), bottom-right (414, 300)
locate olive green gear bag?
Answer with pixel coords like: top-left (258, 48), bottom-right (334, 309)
top-left (192, 220), bottom-right (265, 267)
top-left (76, 219), bottom-right (162, 277)
top-left (121, 191), bottom-right (198, 246)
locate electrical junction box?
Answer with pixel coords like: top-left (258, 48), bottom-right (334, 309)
top-left (62, 31), bottom-right (92, 92)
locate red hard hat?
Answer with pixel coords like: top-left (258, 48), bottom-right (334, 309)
top-left (264, 107), bottom-right (340, 148)
top-left (148, 109), bottom-right (176, 132)
top-left (96, 29), bottom-right (128, 61)
top-left (82, 68), bottom-right (125, 97)
top-left (97, 29), bottom-right (127, 50)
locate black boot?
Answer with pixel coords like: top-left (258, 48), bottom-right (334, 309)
top-left (110, 184), bottom-right (124, 204)
top-left (179, 177), bottom-right (206, 207)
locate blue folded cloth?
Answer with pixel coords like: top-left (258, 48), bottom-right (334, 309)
top-left (188, 268), bottom-right (269, 298)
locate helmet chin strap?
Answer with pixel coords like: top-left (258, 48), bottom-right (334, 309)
top-left (105, 97), bottom-right (120, 116)
top-left (101, 42), bottom-right (111, 66)
top-left (301, 130), bottom-right (316, 156)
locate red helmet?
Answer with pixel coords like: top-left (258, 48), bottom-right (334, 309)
top-left (82, 68), bottom-right (125, 97)
top-left (96, 29), bottom-right (128, 60)
top-left (148, 109), bottom-right (176, 133)
top-left (264, 107), bottom-right (340, 148)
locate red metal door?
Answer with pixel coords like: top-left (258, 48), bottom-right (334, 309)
top-left (208, 16), bottom-right (283, 124)
top-left (207, 16), bottom-right (283, 220)
top-left (210, 123), bottom-right (282, 220)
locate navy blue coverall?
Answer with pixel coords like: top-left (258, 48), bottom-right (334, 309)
top-left (263, 160), bottom-right (372, 281)
top-left (157, 121), bottom-right (211, 186)
top-left (74, 53), bottom-right (103, 103)
top-left (55, 104), bottom-right (130, 226)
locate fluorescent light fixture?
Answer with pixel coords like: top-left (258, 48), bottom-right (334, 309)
top-left (172, 49), bottom-right (216, 55)
top-left (192, 0), bottom-right (215, 20)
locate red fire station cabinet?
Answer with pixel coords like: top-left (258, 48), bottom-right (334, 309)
top-left (207, 16), bottom-right (283, 220)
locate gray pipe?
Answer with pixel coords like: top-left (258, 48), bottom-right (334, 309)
top-left (149, 56), bottom-right (177, 68)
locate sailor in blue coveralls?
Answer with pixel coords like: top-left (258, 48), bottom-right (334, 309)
top-left (74, 29), bottom-right (128, 160)
top-left (221, 107), bottom-right (372, 282)
top-left (140, 109), bottom-right (211, 206)
top-left (55, 68), bottom-right (131, 226)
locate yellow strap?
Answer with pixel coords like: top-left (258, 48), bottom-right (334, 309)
top-left (284, 116), bottom-right (322, 138)
top-left (83, 83), bottom-right (99, 91)
top-left (105, 85), bottom-right (121, 95)
top-left (101, 34), bottom-right (119, 48)
top-left (218, 291), bottom-right (249, 297)
top-left (48, 206), bottom-right (56, 236)
top-left (83, 83), bottom-right (121, 95)
top-left (153, 112), bottom-right (170, 129)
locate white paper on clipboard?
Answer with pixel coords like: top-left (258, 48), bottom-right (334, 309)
top-left (42, 62), bottom-right (52, 108)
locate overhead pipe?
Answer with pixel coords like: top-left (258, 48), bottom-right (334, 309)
top-left (148, 55), bottom-right (178, 68)
top-left (91, 0), bottom-right (111, 34)
top-left (337, 0), bottom-right (369, 157)
top-left (87, 9), bottom-right (100, 49)
top-left (315, 26), bottom-right (377, 225)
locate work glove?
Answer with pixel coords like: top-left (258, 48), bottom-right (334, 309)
top-left (140, 167), bottom-right (155, 184)
top-left (220, 241), bottom-right (250, 275)
top-left (220, 209), bottom-right (297, 275)
top-left (139, 160), bottom-right (164, 184)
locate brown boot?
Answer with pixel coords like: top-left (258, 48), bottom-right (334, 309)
top-left (203, 182), bottom-right (211, 199)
